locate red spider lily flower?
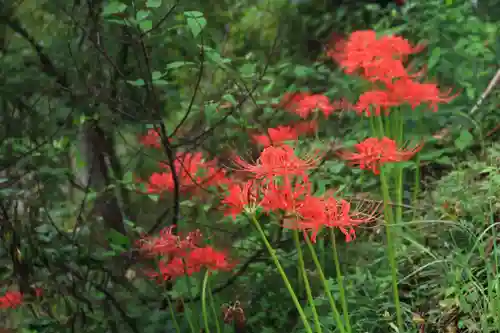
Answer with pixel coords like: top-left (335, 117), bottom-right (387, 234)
top-left (376, 35), bottom-right (425, 57)
top-left (362, 57), bottom-right (415, 84)
top-left (145, 152), bottom-right (231, 194)
top-left (221, 180), bottom-right (261, 219)
top-left (139, 128), bottom-right (162, 149)
top-left (147, 257), bottom-right (197, 281)
top-left (287, 195), bottom-right (328, 242)
top-left (147, 247), bottom-right (234, 281)
top-left (141, 229), bottom-right (235, 282)
top-left (234, 145), bottom-right (319, 181)
top-left (283, 192), bottom-right (375, 243)
top-left (147, 172), bottom-right (174, 194)
top-left (338, 137), bottom-right (422, 174)
top-left (278, 93), bottom-right (336, 118)
top-left (188, 246), bottom-right (235, 272)
top-left (388, 79), bottom-right (459, 112)
top-left (136, 226), bottom-right (201, 257)
top-left (329, 30), bottom-right (423, 81)
top-left (277, 92), bottom-right (310, 111)
top-left (330, 30), bottom-right (378, 74)
top-left (0, 291), bottom-right (23, 309)
top-left (294, 94), bottom-right (335, 118)
top-left (260, 179), bottom-right (310, 213)
top-left (355, 90), bottom-right (401, 116)
top-left (323, 195), bottom-right (375, 242)
top-left (252, 126), bottom-right (299, 147)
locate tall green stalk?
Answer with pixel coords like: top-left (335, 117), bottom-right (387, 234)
top-left (166, 295), bottom-right (182, 333)
top-left (330, 229), bottom-right (352, 333)
top-left (303, 235), bottom-right (347, 333)
top-left (249, 215), bottom-right (314, 333)
top-left (207, 280), bottom-right (222, 333)
top-left (371, 115), bottom-right (405, 331)
top-left (293, 230), bottom-right (323, 333)
top-left (202, 271), bottom-right (211, 333)
top-left (379, 169), bottom-right (404, 330)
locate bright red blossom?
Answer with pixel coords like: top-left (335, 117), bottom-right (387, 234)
top-left (189, 246), bottom-right (235, 271)
top-left (138, 228), bottom-right (234, 282)
top-left (355, 90), bottom-right (400, 116)
top-left (224, 146), bottom-right (374, 242)
top-left (221, 180), bottom-right (261, 219)
top-left (234, 145), bottom-right (318, 181)
top-left (140, 129), bottom-right (162, 149)
top-left (388, 79), bottom-right (458, 112)
top-left (252, 126), bottom-right (299, 147)
top-left (144, 152), bottom-right (230, 194)
top-left (338, 137), bottom-right (422, 174)
top-left (330, 30), bottom-right (423, 81)
top-left (136, 226), bottom-right (201, 257)
top-left (279, 92), bottom-right (339, 118)
top-left (260, 180), bottom-right (310, 213)
top-left (0, 291), bottom-right (23, 309)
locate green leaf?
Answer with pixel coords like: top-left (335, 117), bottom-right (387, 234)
top-left (102, 2), bottom-right (127, 16)
top-left (184, 11), bottom-right (206, 38)
top-left (428, 47), bottom-right (441, 70)
top-left (35, 224), bottom-right (53, 234)
top-left (166, 61), bottom-right (195, 70)
top-left (136, 10), bottom-right (150, 21)
top-left (151, 71), bottom-right (163, 80)
top-left (294, 65), bottom-right (313, 78)
top-left (152, 79), bottom-right (169, 86)
top-left (123, 171), bottom-right (133, 184)
top-left (148, 194), bottom-right (160, 202)
top-left (139, 19), bottom-right (153, 32)
top-left (106, 229), bottom-right (130, 248)
top-left (240, 63), bottom-right (256, 77)
top-left (127, 78), bottom-right (145, 86)
top-left (146, 0), bottom-right (162, 8)
top-left (204, 47), bottom-right (231, 66)
top-left (454, 130), bottom-right (474, 151)
top-left (222, 94), bottom-right (237, 106)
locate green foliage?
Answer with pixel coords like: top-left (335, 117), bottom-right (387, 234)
top-left (1, 0), bottom-right (500, 332)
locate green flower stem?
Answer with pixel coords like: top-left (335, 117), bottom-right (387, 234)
top-left (182, 264), bottom-right (197, 333)
top-left (202, 270), bottom-right (211, 333)
top-left (330, 229), bottom-right (352, 333)
top-left (372, 115), bottom-right (404, 331)
top-left (166, 295), bottom-right (182, 333)
top-left (379, 169), bottom-right (404, 331)
top-left (303, 235), bottom-right (347, 333)
top-left (207, 280), bottom-right (222, 333)
top-left (293, 230), bottom-right (323, 333)
top-left (395, 110), bottom-right (405, 229)
top-left (250, 215), bottom-right (314, 333)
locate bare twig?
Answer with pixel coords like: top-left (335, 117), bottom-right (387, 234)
top-left (469, 67), bottom-right (500, 115)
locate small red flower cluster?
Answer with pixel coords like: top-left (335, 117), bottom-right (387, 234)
top-left (139, 128), bottom-right (163, 149)
top-left (329, 30), bottom-right (457, 116)
top-left (251, 92), bottom-right (352, 148)
top-left (252, 122), bottom-right (317, 148)
top-left (279, 92), bottom-right (352, 119)
top-left (0, 291), bottom-right (23, 309)
top-left (223, 144), bottom-right (375, 242)
top-left (140, 151), bottom-right (231, 195)
top-left (137, 226), bottom-right (234, 282)
top-left (338, 137), bottom-right (422, 175)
